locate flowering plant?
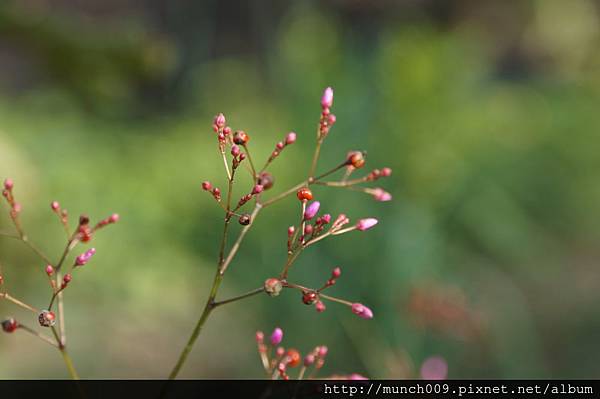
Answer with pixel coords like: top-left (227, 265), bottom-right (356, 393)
top-left (168, 87), bottom-right (392, 378)
top-left (1, 178), bottom-right (118, 379)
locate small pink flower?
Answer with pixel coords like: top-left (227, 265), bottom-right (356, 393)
top-left (45, 265), bottom-right (54, 276)
top-left (51, 201), bottom-right (60, 211)
top-left (372, 188), bottom-right (392, 202)
top-left (321, 87), bottom-right (334, 109)
top-left (356, 218), bottom-right (378, 231)
top-left (285, 132), bottom-right (297, 145)
top-left (3, 178), bottom-right (13, 190)
top-left (351, 303), bottom-right (374, 319)
top-left (304, 201), bottom-right (320, 220)
top-left (270, 327), bottom-right (283, 346)
top-left (109, 213), bottom-right (120, 223)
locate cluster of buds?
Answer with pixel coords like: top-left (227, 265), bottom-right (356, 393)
top-left (2, 179), bottom-right (22, 233)
top-left (201, 181), bottom-right (221, 202)
top-left (230, 144), bottom-right (247, 169)
top-left (267, 132), bottom-right (297, 163)
top-left (213, 113), bottom-right (233, 149)
top-left (318, 87), bottom-right (336, 138)
top-left (255, 327), bottom-right (365, 380)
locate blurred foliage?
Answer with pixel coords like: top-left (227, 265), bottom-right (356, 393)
top-left (1, 0), bottom-right (600, 379)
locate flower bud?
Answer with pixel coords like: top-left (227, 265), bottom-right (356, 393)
top-left (351, 303), bottom-right (374, 319)
top-left (302, 291), bottom-right (318, 305)
top-left (75, 248), bottom-right (96, 266)
top-left (231, 145), bottom-right (241, 157)
top-left (304, 201), bottom-right (320, 220)
top-left (1, 318), bottom-right (18, 333)
top-left (270, 327), bottom-right (283, 346)
top-left (45, 265), bottom-right (54, 276)
top-left (257, 172), bottom-right (274, 190)
top-left (381, 167), bottom-right (392, 177)
top-left (315, 301), bottom-right (326, 313)
top-left (38, 310), bottom-right (56, 327)
top-left (372, 188), bottom-right (392, 202)
top-left (252, 184), bottom-right (264, 195)
top-left (286, 349), bottom-right (301, 368)
top-left (331, 267), bottom-right (341, 278)
top-left (233, 130), bottom-right (249, 145)
top-left (304, 354), bottom-right (315, 367)
top-left (296, 187), bottom-right (313, 201)
top-left (63, 273), bottom-right (72, 284)
top-left (51, 201), bottom-right (60, 211)
top-left (109, 213), bottom-right (120, 223)
top-left (255, 331), bottom-right (264, 344)
top-left (264, 278), bottom-right (283, 297)
top-left (214, 113), bottom-right (226, 129)
top-left (346, 151), bottom-right (366, 169)
top-left (285, 132), bottom-right (297, 145)
top-left (238, 214), bottom-right (251, 225)
top-left (3, 178), bottom-right (14, 191)
top-left (356, 218), bottom-right (378, 231)
top-left (321, 87), bottom-right (333, 109)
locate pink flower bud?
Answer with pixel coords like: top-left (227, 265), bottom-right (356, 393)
top-left (223, 126), bottom-right (232, 136)
top-left (373, 188), bottom-right (392, 202)
top-left (331, 267), bottom-right (341, 278)
top-left (321, 214), bottom-right (331, 224)
top-left (287, 226), bottom-right (295, 236)
top-left (45, 265), bottom-right (54, 276)
top-left (252, 184), bottom-right (264, 195)
top-left (270, 327), bottom-right (283, 346)
top-left (303, 201), bottom-right (320, 220)
top-left (63, 273), bottom-right (72, 284)
top-left (276, 142), bottom-right (285, 150)
top-left (304, 354), bottom-right (315, 366)
top-left (321, 87), bottom-right (333, 109)
top-left (3, 178), bottom-right (13, 190)
top-left (381, 167), bottom-right (392, 177)
top-left (318, 346), bottom-right (328, 357)
top-left (12, 203), bottom-right (22, 213)
top-left (109, 213), bottom-right (120, 223)
top-left (51, 201), bottom-right (60, 211)
top-left (315, 301), bottom-right (326, 313)
top-left (202, 181), bottom-right (212, 191)
top-left (328, 114), bottom-right (336, 125)
top-left (276, 347), bottom-right (285, 357)
top-left (285, 132), bottom-right (297, 145)
top-left (356, 218), bottom-right (378, 231)
top-left (231, 145), bottom-right (241, 157)
top-left (75, 248), bottom-right (96, 266)
top-left (304, 224), bottom-right (313, 235)
top-left (351, 303), bottom-right (374, 319)
top-left (214, 113), bottom-right (226, 129)
top-left (255, 331), bottom-right (264, 344)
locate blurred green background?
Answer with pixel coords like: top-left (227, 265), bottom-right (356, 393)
top-left (1, 0), bottom-right (600, 379)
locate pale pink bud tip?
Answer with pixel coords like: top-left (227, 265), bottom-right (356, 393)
top-left (304, 201), bottom-right (321, 220)
top-left (270, 327), bottom-right (283, 346)
top-left (373, 188), bottom-right (392, 202)
top-left (45, 265), bottom-right (54, 276)
top-left (109, 214), bottom-right (119, 223)
top-left (332, 267), bottom-right (342, 278)
top-left (351, 303), bottom-right (374, 319)
top-left (304, 354), bottom-right (315, 367)
top-left (381, 167), bottom-right (392, 177)
top-left (315, 301), bottom-right (326, 313)
top-left (252, 184), bottom-right (264, 195)
top-left (3, 178), bottom-right (13, 190)
top-left (321, 87), bottom-right (334, 109)
top-left (420, 356), bottom-right (448, 380)
top-left (285, 132), bottom-right (297, 145)
top-left (51, 201), bottom-right (60, 211)
top-left (318, 346), bottom-right (328, 357)
top-left (214, 113), bottom-right (226, 129)
top-left (349, 373), bottom-right (368, 380)
top-left (356, 218), bottom-right (378, 231)
top-left (231, 145), bottom-right (241, 157)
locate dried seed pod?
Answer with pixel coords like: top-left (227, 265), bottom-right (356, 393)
top-left (264, 278), bottom-right (283, 297)
top-left (38, 310), bottom-right (56, 327)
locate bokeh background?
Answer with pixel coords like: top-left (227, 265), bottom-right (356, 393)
top-left (1, 0), bottom-right (600, 379)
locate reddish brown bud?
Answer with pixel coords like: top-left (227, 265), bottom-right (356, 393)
top-left (346, 151), bottom-right (366, 169)
top-left (257, 172), bottom-right (275, 190)
top-left (238, 214), bottom-right (251, 225)
top-left (286, 349), bottom-right (301, 368)
top-left (233, 130), bottom-right (249, 145)
top-left (38, 310), bottom-right (56, 327)
top-left (302, 291), bottom-right (318, 305)
top-left (1, 318), bottom-right (18, 333)
top-left (296, 187), bottom-right (313, 201)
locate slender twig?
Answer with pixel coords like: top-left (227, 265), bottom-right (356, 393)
top-left (242, 144), bottom-right (258, 182)
top-left (19, 325), bottom-right (59, 348)
top-left (312, 162), bottom-right (347, 182)
top-left (0, 292), bottom-right (39, 313)
top-left (0, 231), bottom-right (54, 265)
top-left (51, 326), bottom-right (79, 380)
top-left (212, 287), bottom-right (264, 308)
top-left (260, 182), bottom-right (305, 208)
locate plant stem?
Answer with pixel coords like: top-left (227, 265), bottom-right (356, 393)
top-left (212, 287), bottom-right (264, 308)
top-left (51, 326), bottom-right (79, 380)
top-left (0, 292), bottom-right (39, 313)
top-left (0, 231), bottom-right (53, 265)
top-left (261, 182), bottom-right (305, 208)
